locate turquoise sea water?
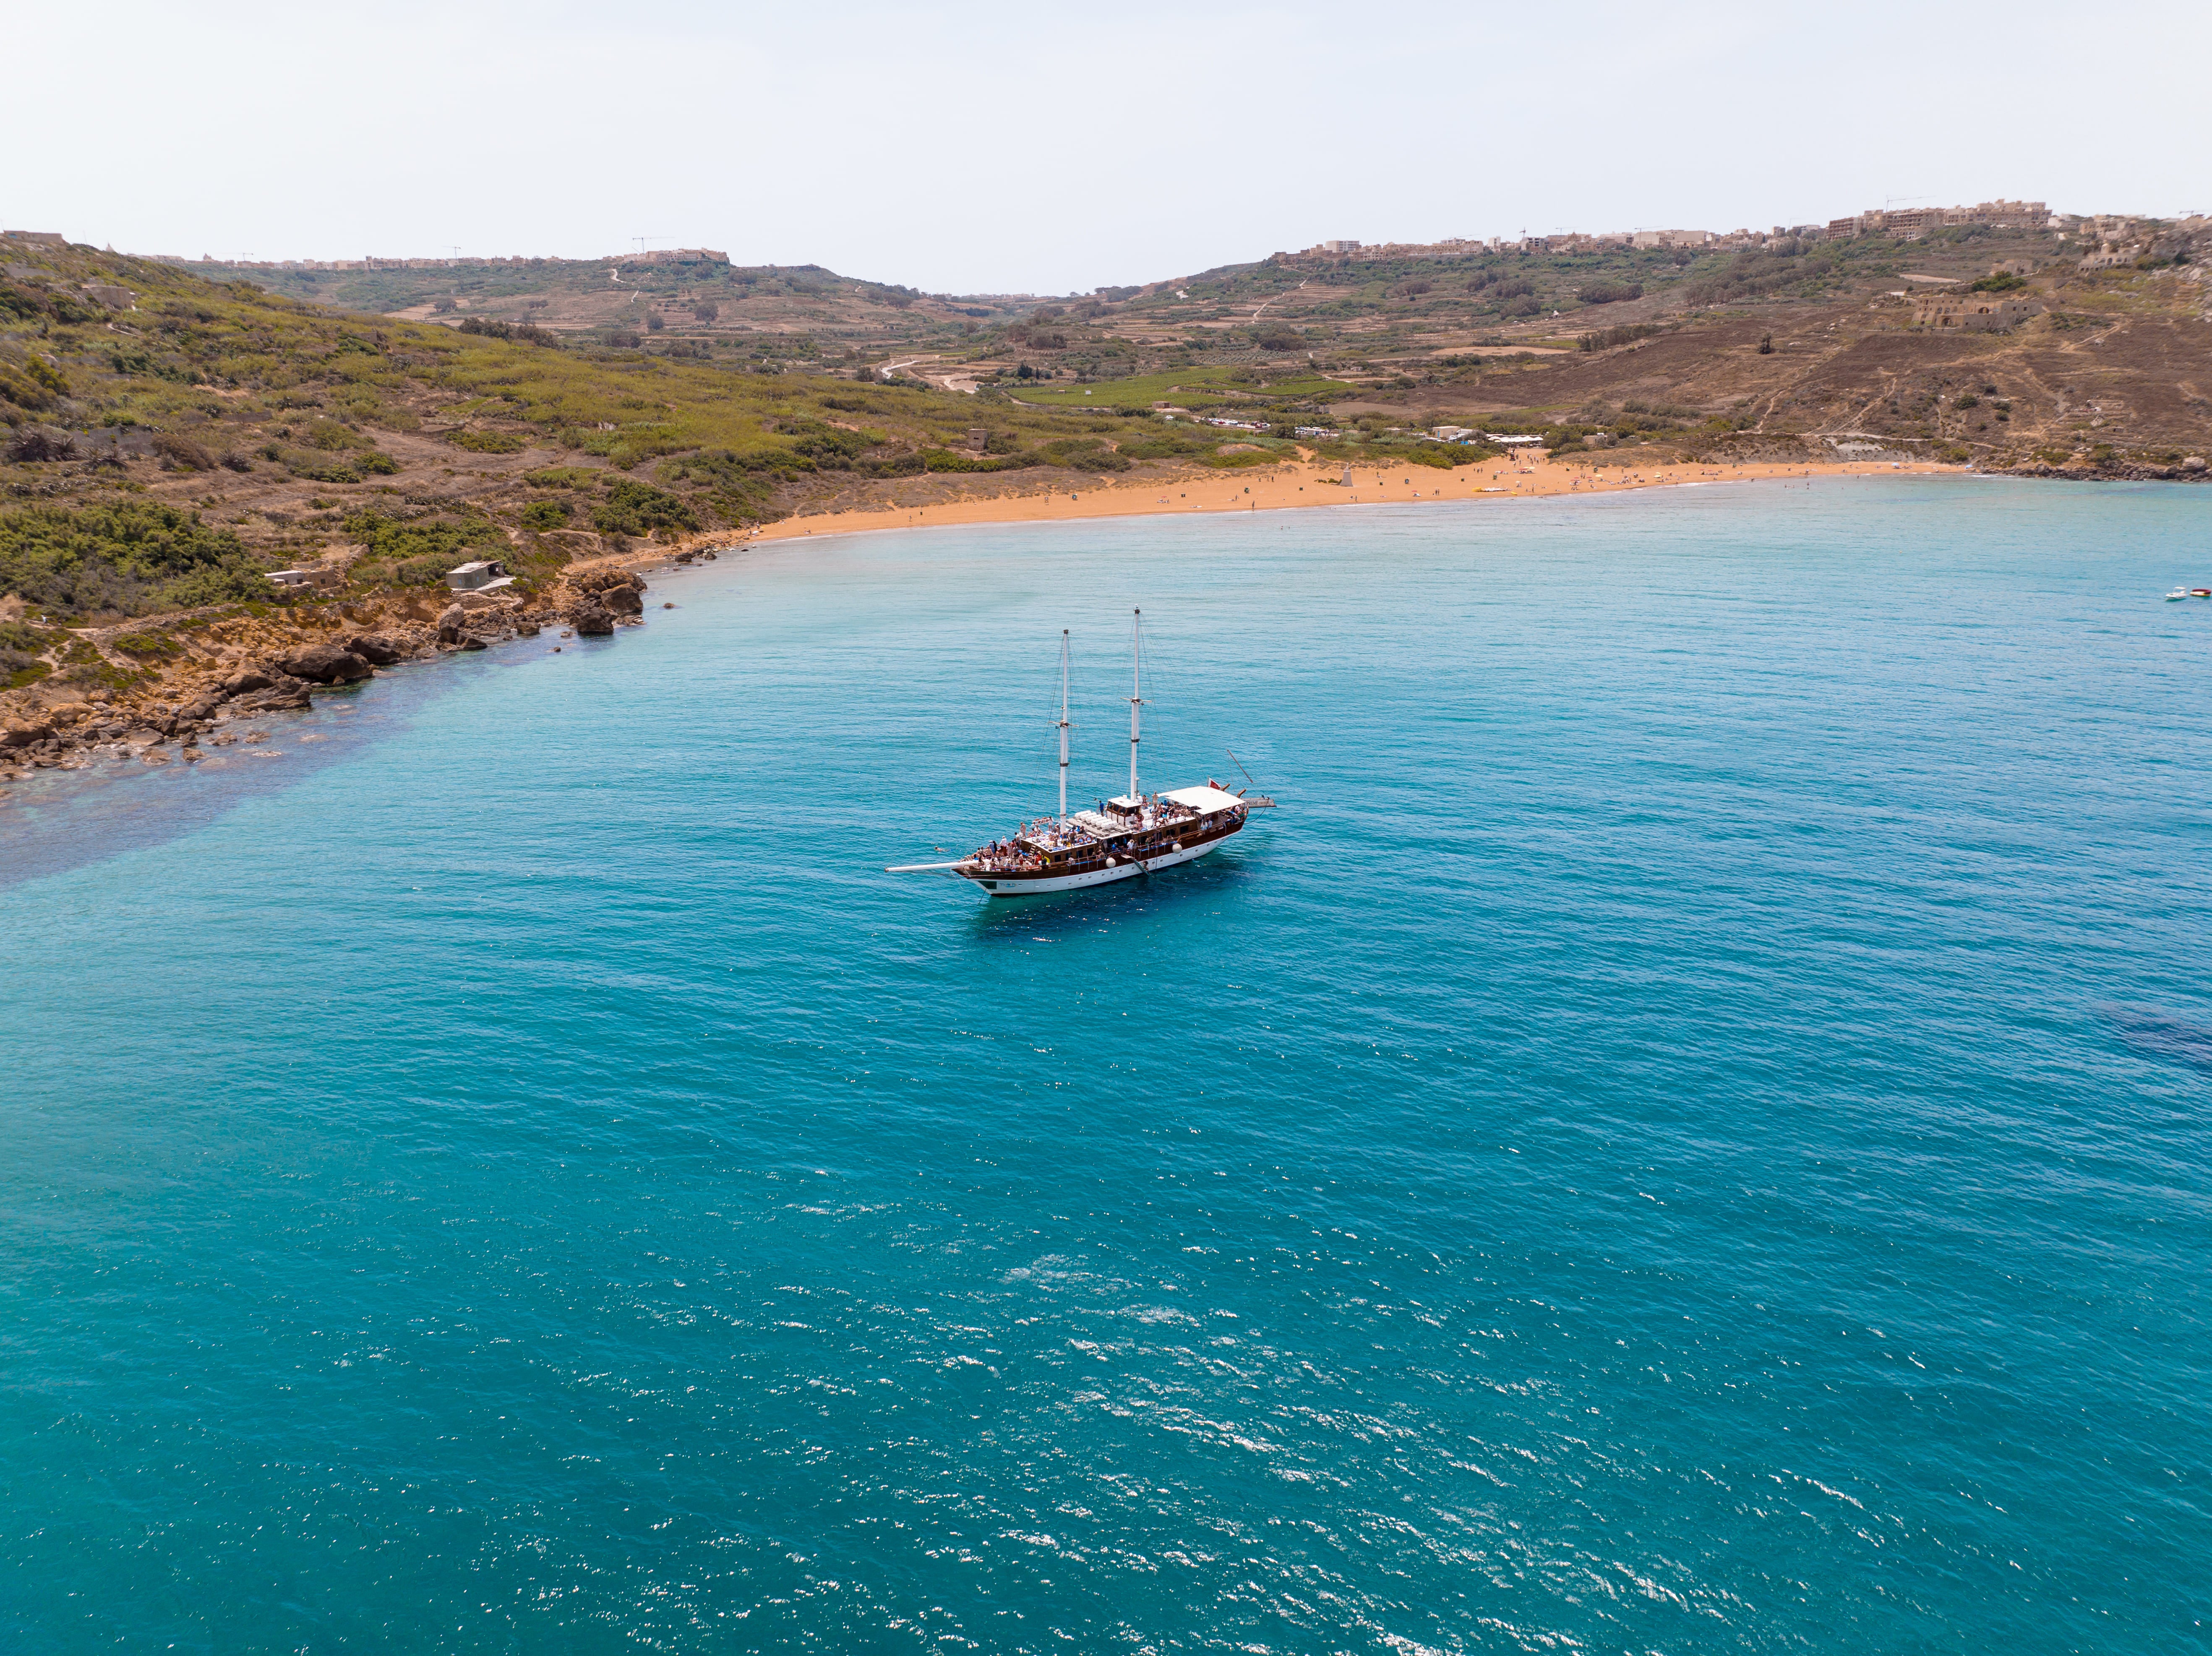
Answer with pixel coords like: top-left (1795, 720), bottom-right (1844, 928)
top-left (4, 479), bottom-right (2209, 1653)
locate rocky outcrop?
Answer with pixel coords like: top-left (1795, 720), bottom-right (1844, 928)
top-left (572, 567), bottom-right (647, 597)
top-left (2001, 456), bottom-right (2212, 482)
top-left (3, 567), bottom-right (650, 788)
top-left (276, 642), bottom-right (373, 685)
top-left (559, 568), bottom-right (644, 632)
top-left (230, 675), bottom-right (314, 712)
top-left (347, 633), bottom-right (403, 665)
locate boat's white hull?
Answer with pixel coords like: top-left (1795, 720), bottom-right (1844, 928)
top-left (964, 834), bottom-right (1225, 896)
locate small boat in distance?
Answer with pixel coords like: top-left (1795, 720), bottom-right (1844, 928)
top-left (2167, 587), bottom-right (2191, 600)
top-left (2195, 588), bottom-right (2212, 599)
top-left (888, 611), bottom-right (1274, 898)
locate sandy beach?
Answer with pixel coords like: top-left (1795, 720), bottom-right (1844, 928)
top-left (740, 453), bottom-right (1964, 546)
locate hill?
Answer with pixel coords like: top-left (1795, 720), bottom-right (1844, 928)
top-left (172, 249), bottom-right (1028, 349)
top-left (8, 210), bottom-right (2209, 700)
top-left (3, 240), bottom-right (1419, 642)
top-left (167, 215), bottom-right (2212, 474)
top-left (5, 235), bottom-right (1523, 711)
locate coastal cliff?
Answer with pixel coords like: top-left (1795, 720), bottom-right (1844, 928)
top-left (0, 560), bottom-right (675, 782)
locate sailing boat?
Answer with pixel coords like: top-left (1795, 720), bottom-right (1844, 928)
top-left (888, 610), bottom-right (1273, 897)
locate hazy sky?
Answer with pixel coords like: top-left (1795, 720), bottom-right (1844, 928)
top-left (11, 0), bottom-right (2207, 294)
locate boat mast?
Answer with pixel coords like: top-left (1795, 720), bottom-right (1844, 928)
top-left (1128, 608), bottom-right (1144, 800)
top-left (1057, 628), bottom-right (1071, 823)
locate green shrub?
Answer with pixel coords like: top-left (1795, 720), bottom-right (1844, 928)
top-left (449, 428), bottom-right (528, 454)
top-left (1116, 430), bottom-right (1220, 463)
top-left (1578, 323), bottom-right (1664, 352)
top-left (0, 619), bottom-right (55, 687)
top-left (920, 448), bottom-right (1033, 473)
top-left (653, 450), bottom-right (785, 522)
top-left (526, 466), bottom-right (600, 489)
top-left (782, 420), bottom-right (876, 470)
top-left (0, 501), bottom-right (254, 617)
top-left (456, 318), bottom-right (558, 347)
top-left (520, 498), bottom-right (571, 531)
top-left (152, 432), bottom-right (218, 471)
top-left (307, 419), bottom-right (364, 451)
top-left (343, 511), bottom-right (496, 582)
top-left (0, 356), bottom-right (68, 409)
top-left (0, 366), bottom-right (55, 410)
top-left (592, 478), bottom-right (698, 537)
top-left (108, 346), bottom-right (196, 383)
top-left (110, 630), bottom-right (185, 661)
top-left (1036, 437), bottom-right (1130, 472)
top-left (279, 450), bottom-right (366, 483)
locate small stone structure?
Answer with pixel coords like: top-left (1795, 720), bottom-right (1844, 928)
top-left (446, 560), bottom-right (515, 593)
top-left (1910, 294), bottom-right (2040, 333)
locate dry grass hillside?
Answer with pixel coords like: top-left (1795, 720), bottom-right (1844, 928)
top-left (184, 222), bottom-right (2212, 473)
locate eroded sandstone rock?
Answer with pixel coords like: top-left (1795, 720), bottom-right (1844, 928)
top-left (347, 634), bottom-right (403, 666)
top-left (277, 643), bottom-right (373, 685)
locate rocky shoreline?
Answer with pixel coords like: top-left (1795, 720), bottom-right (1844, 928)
top-left (0, 562), bottom-right (677, 786)
top-left (1993, 456), bottom-right (2209, 482)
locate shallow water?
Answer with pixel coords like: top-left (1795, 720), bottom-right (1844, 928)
top-left (4, 479), bottom-right (2209, 1653)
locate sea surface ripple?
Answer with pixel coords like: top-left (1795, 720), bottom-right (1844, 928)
top-left (3, 479), bottom-right (2209, 1653)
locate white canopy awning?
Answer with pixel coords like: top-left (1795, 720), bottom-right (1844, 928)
top-left (1161, 785), bottom-right (1245, 815)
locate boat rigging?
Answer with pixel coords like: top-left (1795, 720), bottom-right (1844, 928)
top-left (887, 609), bottom-right (1275, 897)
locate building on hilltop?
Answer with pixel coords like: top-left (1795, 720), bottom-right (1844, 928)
top-left (1844, 200), bottom-right (2051, 240)
top-left (621, 248), bottom-right (730, 266)
top-left (1910, 292), bottom-right (2039, 332)
top-left (2073, 215), bottom-right (2152, 268)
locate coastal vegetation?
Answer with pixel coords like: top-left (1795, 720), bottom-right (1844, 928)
top-left (10, 243), bottom-right (1413, 626)
top-left (7, 211), bottom-right (2210, 651)
top-left (0, 500), bottom-right (269, 615)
